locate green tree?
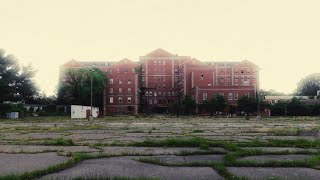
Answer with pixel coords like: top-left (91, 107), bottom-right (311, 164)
top-left (182, 95), bottom-right (196, 115)
top-left (286, 97), bottom-right (309, 116)
top-left (296, 73), bottom-right (320, 96)
top-left (237, 96), bottom-right (258, 117)
top-left (0, 49), bottom-right (39, 115)
top-left (205, 95), bottom-right (226, 116)
top-left (57, 68), bottom-right (106, 109)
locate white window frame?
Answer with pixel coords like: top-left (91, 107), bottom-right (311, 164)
top-left (203, 93), bottom-right (208, 100)
top-left (110, 79), bottom-right (113, 84)
top-left (110, 97), bottom-right (114, 103)
top-left (127, 97), bottom-right (132, 103)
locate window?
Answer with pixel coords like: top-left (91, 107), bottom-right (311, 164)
top-left (145, 91), bottom-right (149, 96)
top-left (234, 93), bottom-right (239, 100)
top-left (175, 77), bottom-right (178, 82)
top-left (125, 68), bottom-right (128, 74)
top-left (154, 99), bottom-right (157, 104)
top-left (128, 88), bottom-right (131, 94)
top-left (235, 69), bottom-right (238, 74)
top-left (110, 97), bottom-right (113, 103)
top-left (219, 92), bottom-right (224, 97)
top-left (221, 77), bottom-right (224, 82)
top-left (154, 60), bottom-right (157, 65)
top-left (163, 77), bottom-right (166, 81)
top-left (128, 80), bottom-right (131, 84)
top-left (132, 68), bottom-right (135, 73)
top-left (127, 97), bottom-right (132, 103)
top-left (142, 68), bottom-right (145, 74)
top-left (201, 75), bottom-right (204, 80)
top-left (109, 69), bottom-right (112, 74)
top-left (163, 69), bottom-right (166, 73)
top-left (109, 88), bottom-right (113, 94)
top-left (142, 77), bottom-right (145, 82)
top-left (235, 77), bottom-right (238, 82)
top-left (116, 68), bottom-right (120, 74)
top-left (159, 92), bottom-right (162, 96)
top-left (247, 77), bottom-right (250, 82)
top-left (174, 68), bottom-right (178, 74)
top-left (227, 77), bottom-right (231, 82)
top-left (241, 77), bottom-right (244, 82)
top-left (119, 88), bottom-right (122, 94)
top-left (247, 69), bottom-right (250, 74)
top-left (119, 97), bottom-right (123, 103)
top-left (158, 60), bottom-right (161, 64)
top-left (203, 93), bottom-right (208, 100)
top-left (168, 92), bottom-right (171, 96)
top-left (228, 93), bottom-right (233, 100)
top-left (245, 92), bottom-right (250, 97)
top-left (163, 61), bottom-right (165, 65)
top-left (163, 92), bottom-right (166, 96)
top-left (163, 84), bottom-right (166, 88)
top-left (241, 69), bottom-right (244, 74)
top-left (119, 79), bottom-right (122, 84)
top-left (154, 92), bottom-right (157, 96)
top-left (110, 79), bottom-right (113, 84)
top-left (150, 91), bottom-right (153, 96)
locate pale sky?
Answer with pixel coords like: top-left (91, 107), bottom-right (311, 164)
top-left (1, 0), bottom-right (319, 96)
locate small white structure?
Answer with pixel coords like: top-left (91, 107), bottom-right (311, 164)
top-left (71, 105), bottom-right (99, 119)
top-left (6, 112), bottom-right (19, 119)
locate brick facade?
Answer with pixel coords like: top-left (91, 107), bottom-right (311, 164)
top-left (60, 48), bottom-right (260, 115)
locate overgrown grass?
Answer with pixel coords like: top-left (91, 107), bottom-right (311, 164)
top-left (192, 130), bottom-right (204, 133)
top-left (43, 138), bottom-right (75, 146)
top-left (239, 139), bottom-right (320, 149)
top-left (73, 177), bottom-right (160, 180)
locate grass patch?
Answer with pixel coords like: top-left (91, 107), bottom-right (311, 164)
top-left (239, 139), bottom-right (320, 149)
top-left (73, 177), bottom-right (160, 180)
top-left (43, 138), bottom-right (75, 146)
top-left (192, 130), bottom-right (204, 133)
top-left (128, 137), bottom-right (220, 148)
top-left (212, 163), bottom-right (248, 180)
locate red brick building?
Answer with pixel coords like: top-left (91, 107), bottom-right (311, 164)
top-left (60, 48), bottom-right (260, 115)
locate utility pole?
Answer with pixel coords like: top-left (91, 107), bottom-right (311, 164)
top-left (90, 64), bottom-right (94, 120)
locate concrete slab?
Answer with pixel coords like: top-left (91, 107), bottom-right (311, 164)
top-left (136, 155), bottom-right (224, 164)
top-left (0, 145), bottom-right (99, 153)
top-left (42, 156), bottom-right (223, 180)
top-left (0, 152), bottom-right (69, 175)
top-left (228, 167), bottom-right (320, 180)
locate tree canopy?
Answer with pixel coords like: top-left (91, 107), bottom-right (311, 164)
top-left (57, 68), bottom-right (106, 108)
top-left (296, 73), bottom-right (320, 96)
top-left (204, 94), bottom-right (226, 116)
top-left (237, 96), bottom-right (258, 115)
top-left (0, 49), bottom-right (39, 104)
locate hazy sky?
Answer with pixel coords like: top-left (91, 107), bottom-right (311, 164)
top-left (1, 0), bottom-right (319, 96)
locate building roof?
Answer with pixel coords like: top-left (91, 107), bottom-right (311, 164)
top-left (145, 48), bottom-right (175, 57)
top-left (264, 96), bottom-right (309, 100)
